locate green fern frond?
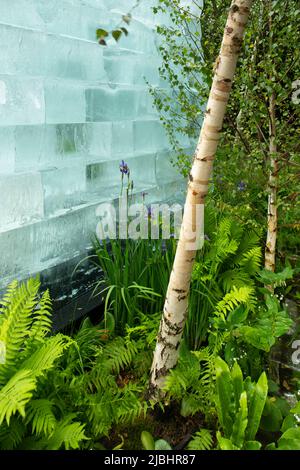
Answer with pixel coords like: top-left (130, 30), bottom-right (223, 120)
top-left (238, 247), bottom-right (262, 275)
top-left (26, 399), bottom-right (56, 436)
top-left (28, 289), bottom-right (52, 341)
top-left (187, 429), bottom-right (213, 450)
top-left (102, 337), bottom-right (139, 374)
top-left (214, 286), bottom-right (254, 322)
top-left (232, 231), bottom-right (260, 265)
top-left (44, 415), bottom-right (88, 450)
top-left (20, 334), bottom-right (72, 378)
top-left (0, 369), bottom-right (36, 425)
top-left (220, 270), bottom-right (253, 292)
top-left (0, 418), bottom-right (26, 450)
top-left (0, 279), bottom-right (40, 385)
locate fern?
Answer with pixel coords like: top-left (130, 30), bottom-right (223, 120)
top-left (214, 286), bottom-right (255, 322)
top-left (0, 279), bottom-right (40, 384)
top-left (26, 399), bottom-right (56, 437)
top-left (101, 337), bottom-right (139, 374)
top-left (187, 429), bottom-right (213, 450)
top-left (44, 415), bottom-right (88, 450)
top-left (238, 247), bottom-right (262, 276)
top-left (0, 418), bottom-right (26, 450)
top-left (0, 370), bottom-right (36, 425)
top-left (21, 334), bottom-right (72, 378)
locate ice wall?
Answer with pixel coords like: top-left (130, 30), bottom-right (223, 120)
top-left (0, 0), bottom-right (190, 290)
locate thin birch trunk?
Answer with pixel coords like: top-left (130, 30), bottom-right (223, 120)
top-left (265, 92), bottom-right (278, 274)
top-left (265, 7), bottom-right (278, 278)
top-left (149, 0), bottom-right (253, 398)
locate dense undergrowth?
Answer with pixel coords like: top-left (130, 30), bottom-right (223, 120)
top-left (0, 203), bottom-right (299, 450)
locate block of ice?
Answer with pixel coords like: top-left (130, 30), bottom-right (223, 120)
top-left (103, 50), bottom-right (137, 85)
top-left (14, 125), bottom-right (45, 172)
top-left (86, 153), bottom-right (157, 201)
top-left (0, 25), bottom-right (46, 77)
top-left (0, 75), bottom-right (45, 126)
top-left (38, 0), bottom-right (84, 38)
top-left (126, 154), bottom-right (156, 187)
top-left (0, 127), bottom-right (15, 174)
top-left (103, 49), bottom-right (160, 86)
top-left (0, 200), bottom-right (103, 288)
top-left (86, 122), bottom-right (112, 161)
top-left (86, 161), bottom-right (120, 197)
top-left (134, 120), bottom-right (168, 155)
top-left (0, 173), bottom-right (44, 230)
top-left (0, 0), bottom-right (45, 30)
top-left (46, 35), bottom-right (107, 82)
top-left (86, 86), bottom-right (138, 122)
top-left (136, 88), bottom-right (157, 120)
top-left (111, 121), bottom-right (134, 158)
top-left (45, 79), bottom-right (85, 124)
top-left (112, 20), bottom-right (157, 55)
top-left (55, 123), bottom-right (87, 159)
top-left (41, 165), bottom-right (87, 216)
top-left (155, 150), bottom-right (183, 185)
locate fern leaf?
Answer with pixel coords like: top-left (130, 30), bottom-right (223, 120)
top-left (187, 429), bottom-right (213, 450)
top-left (0, 369), bottom-right (36, 425)
top-left (0, 418), bottom-right (26, 450)
top-left (26, 399), bottom-right (56, 436)
top-left (20, 334), bottom-right (72, 378)
top-left (44, 415), bottom-right (88, 450)
top-left (0, 279), bottom-right (40, 385)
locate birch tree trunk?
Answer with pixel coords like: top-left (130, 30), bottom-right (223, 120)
top-left (149, 0), bottom-right (253, 398)
top-left (265, 92), bottom-right (278, 274)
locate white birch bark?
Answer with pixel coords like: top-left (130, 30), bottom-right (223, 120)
top-left (265, 92), bottom-right (278, 274)
top-left (149, 0), bottom-right (253, 398)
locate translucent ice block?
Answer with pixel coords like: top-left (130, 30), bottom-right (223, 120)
top-left (0, 201), bottom-right (102, 287)
top-left (86, 86), bottom-right (138, 122)
top-left (0, 75), bottom-right (45, 126)
top-left (0, 0), bottom-right (44, 30)
top-left (0, 126), bottom-right (15, 174)
top-left (134, 120), bottom-right (168, 155)
top-left (111, 121), bottom-right (134, 158)
top-left (41, 165), bottom-right (87, 216)
top-left (0, 173), bottom-right (44, 230)
top-left (45, 79), bottom-right (85, 124)
top-left (103, 49), bottom-right (160, 86)
top-left (0, 25), bottom-right (46, 77)
top-left (155, 150), bottom-right (183, 185)
top-left (14, 125), bottom-right (45, 172)
top-left (86, 122), bottom-right (112, 161)
top-left (46, 35), bottom-right (107, 82)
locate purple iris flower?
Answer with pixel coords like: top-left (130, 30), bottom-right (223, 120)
top-left (119, 160), bottom-right (130, 175)
top-left (147, 206), bottom-right (153, 218)
top-left (237, 181), bottom-right (246, 191)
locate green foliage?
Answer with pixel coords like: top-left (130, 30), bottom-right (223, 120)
top-left (153, 0), bottom-right (300, 270)
top-left (141, 431), bottom-right (172, 450)
top-left (265, 398), bottom-right (300, 450)
top-left (0, 280), bottom-right (154, 450)
top-left (215, 357), bottom-right (267, 450)
top-left (187, 429), bottom-right (213, 450)
top-left (0, 279), bottom-right (87, 450)
top-left (163, 336), bottom-right (226, 420)
top-left (186, 209), bottom-right (262, 349)
top-left (92, 236), bottom-right (175, 333)
top-left (96, 1), bottom-right (141, 45)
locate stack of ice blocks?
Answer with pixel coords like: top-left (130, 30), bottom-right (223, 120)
top-left (0, 0), bottom-right (192, 289)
